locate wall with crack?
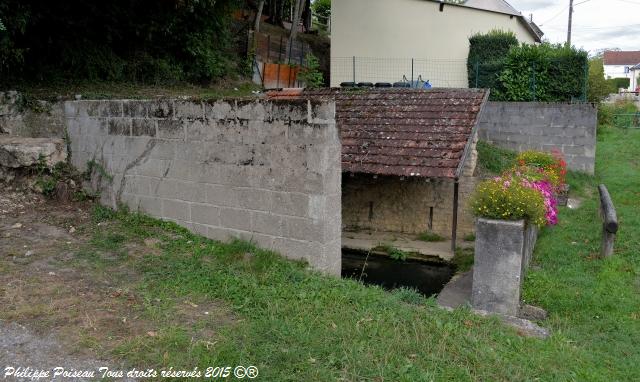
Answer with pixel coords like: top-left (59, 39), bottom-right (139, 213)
top-left (64, 98), bottom-right (342, 275)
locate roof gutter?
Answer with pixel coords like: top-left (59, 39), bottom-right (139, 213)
top-left (453, 88), bottom-right (490, 181)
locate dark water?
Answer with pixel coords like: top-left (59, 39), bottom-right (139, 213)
top-left (342, 249), bottom-right (456, 297)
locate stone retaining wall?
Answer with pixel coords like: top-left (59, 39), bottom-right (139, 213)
top-left (478, 102), bottom-right (598, 174)
top-left (64, 98), bottom-right (342, 275)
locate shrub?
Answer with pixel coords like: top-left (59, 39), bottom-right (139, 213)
top-left (467, 30), bottom-right (518, 89)
top-left (493, 43), bottom-right (588, 102)
top-left (298, 53), bottom-right (324, 89)
top-left (588, 58), bottom-right (616, 102)
top-left (0, 0), bottom-right (241, 85)
top-left (470, 174), bottom-right (547, 227)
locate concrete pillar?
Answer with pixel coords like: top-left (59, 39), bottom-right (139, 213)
top-left (471, 218), bottom-right (528, 317)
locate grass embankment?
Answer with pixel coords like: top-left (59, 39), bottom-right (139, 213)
top-left (76, 128), bottom-right (639, 381)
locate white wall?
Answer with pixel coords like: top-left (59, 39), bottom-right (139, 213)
top-left (330, 0), bottom-right (537, 87)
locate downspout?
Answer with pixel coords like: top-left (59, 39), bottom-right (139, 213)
top-left (451, 178), bottom-right (459, 253)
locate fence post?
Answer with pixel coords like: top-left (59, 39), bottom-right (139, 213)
top-left (532, 62), bottom-right (537, 102)
top-left (411, 58), bottom-right (414, 87)
top-left (475, 60), bottom-right (479, 88)
top-left (353, 56), bottom-right (356, 84)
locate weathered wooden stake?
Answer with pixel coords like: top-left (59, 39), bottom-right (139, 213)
top-left (598, 184), bottom-right (618, 258)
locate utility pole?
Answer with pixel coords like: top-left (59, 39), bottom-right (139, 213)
top-left (567, 0), bottom-right (574, 46)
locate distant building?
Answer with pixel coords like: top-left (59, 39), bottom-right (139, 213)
top-left (603, 51), bottom-right (640, 91)
top-left (330, 0), bottom-right (543, 87)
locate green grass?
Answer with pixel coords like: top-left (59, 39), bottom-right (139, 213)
top-left (416, 231), bottom-right (446, 242)
top-left (12, 81), bottom-right (262, 101)
top-left (74, 127), bottom-right (639, 381)
top-left (476, 140), bottom-right (517, 174)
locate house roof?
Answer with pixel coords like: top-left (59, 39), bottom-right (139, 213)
top-left (603, 51), bottom-right (640, 66)
top-left (426, 0), bottom-right (543, 42)
top-left (267, 88), bottom-right (490, 179)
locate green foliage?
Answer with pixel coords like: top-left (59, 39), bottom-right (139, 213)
top-left (493, 43), bottom-right (588, 102)
top-left (476, 140), bottom-right (517, 174)
top-left (312, 0), bottom-right (331, 23)
top-left (376, 244), bottom-right (409, 261)
top-left (598, 101), bottom-right (638, 127)
top-left (588, 58), bottom-right (616, 102)
top-left (470, 175), bottom-right (547, 227)
top-left (416, 231), bottom-right (445, 242)
top-left (516, 150), bottom-right (557, 168)
top-left (467, 30), bottom-right (518, 89)
top-left (610, 77), bottom-right (630, 90)
top-left (0, 0), bottom-right (242, 85)
top-left (298, 53), bottom-right (324, 88)
top-left (452, 247), bottom-right (474, 273)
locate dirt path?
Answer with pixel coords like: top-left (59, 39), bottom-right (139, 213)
top-left (1, 186), bottom-right (234, 380)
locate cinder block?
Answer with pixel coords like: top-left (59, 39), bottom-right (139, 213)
top-left (157, 119), bottom-right (185, 140)
top-left (237, 188), bottom-right (273, 211)
top-left (175, 101), bottom-right (204, 120)
top-left (272, 192), bottom-right (310, 217)
top-left (149, 100), bottom-right (174, 119)
top-left (220, 207), bottom-right (252, 231)
top-left (108, 118), bottom-right (131, 136)
top-left (162, 199), bottom-right (190, 221)
top-left (191, 203), bottom-right (220, 226)
top-left (138, 195), bottom-right (162, 216)
top-left (285, 217), bottom-right (323, 242)
top-left (205, 184), bottom-right (239, 207)
top-left (205, 100), bottom-right (234, 121)
top-left (132, 119), bottom-right (156, 137)
top-left (123, 101), bottom-right (149, 118)
top-left (251, 211), bottom-right (284, 236)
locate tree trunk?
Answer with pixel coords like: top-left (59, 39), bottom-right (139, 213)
top-left (253, 0), bottom-right (265, 51)
top-left (286, 0), bottom-right (304, 63)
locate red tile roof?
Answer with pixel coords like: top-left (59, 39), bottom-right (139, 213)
top-left (267, 88), bottom-right (489, 179)
top-left (603, 51), bottom-right (640, 66)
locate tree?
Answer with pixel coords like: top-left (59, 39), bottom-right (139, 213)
top-left (312, 0), bottom-right (330, 28)
top-left (587, 58), bottom-right (615, 102)
top-left (286, 0), bottom-right (304, 62)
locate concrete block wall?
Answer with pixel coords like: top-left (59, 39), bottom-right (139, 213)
top-left (64, 98), bottom-right (342, 275)
top-left (0, 92), bottom-right (66, 138)
top-left (478, 102), bottom-right (598, 174)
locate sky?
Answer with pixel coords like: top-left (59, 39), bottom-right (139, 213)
top-left (508, 0), bottom-right (640, 54)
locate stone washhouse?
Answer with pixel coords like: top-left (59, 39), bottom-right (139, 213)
top-left (268, 88), bottom-right (489, 260)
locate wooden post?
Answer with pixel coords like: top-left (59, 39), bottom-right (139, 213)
top-left (598, 184), bottom-right (618, 258)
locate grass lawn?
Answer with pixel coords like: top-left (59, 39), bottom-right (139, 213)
top-left (72, 127), bottom-right (639, 381)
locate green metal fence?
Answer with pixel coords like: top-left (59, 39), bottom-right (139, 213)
top-left (331, 57), bottom-right (589, 102)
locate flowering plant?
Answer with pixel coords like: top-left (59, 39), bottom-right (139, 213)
top-left (516, 150), bottom-right (567, 189)
top-left (472, 149), bottom-right (564, 226)
top-left (471, 174), bottom-right (547, 227)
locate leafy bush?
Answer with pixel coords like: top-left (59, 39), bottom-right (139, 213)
top-left (598, 101), bottom-right (638, 127)
top-left (298, 53), bottom-right (324, 89)
top-left (588, 58), bottom-right (616, 102)
top-left (470, 174), bottom-right (547, 227)
top-left (467, 30), bottom-right (518, 89)
top-left (493, 43), bottom-right (588, 102)
top-left (516, 150), bottom-right (567, 188)
top-left (610, 77), bottom-right (630, 90)
top-left (0, 0), bottom-right (242, 85)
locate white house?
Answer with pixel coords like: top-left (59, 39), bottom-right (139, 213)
top-left (330, 0), bottom-right (543, 87)
top-left (603, 51), bottom-right (640, 91)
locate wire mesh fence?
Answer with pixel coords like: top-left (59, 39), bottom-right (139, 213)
top-left (331, 57), bottom-right (589, 102)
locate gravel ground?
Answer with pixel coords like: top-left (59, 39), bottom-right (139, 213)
top-left (0, 320), bottom-right (136, 382)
